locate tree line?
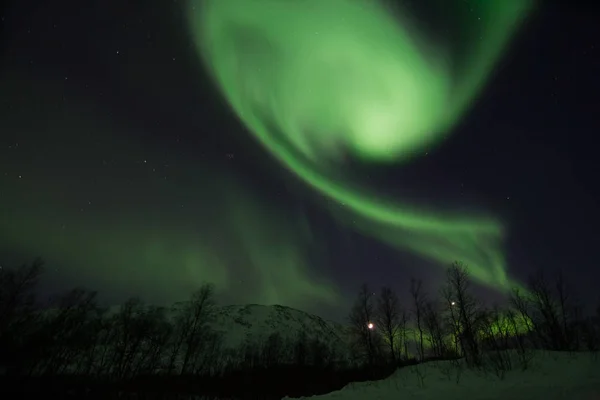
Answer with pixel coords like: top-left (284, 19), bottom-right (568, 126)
top-left (0, 258), bottom-right (599, 399)
top-left (0, 258), bottom-right (390, 399)
top-left (348, 261), bottom-right (600, 375)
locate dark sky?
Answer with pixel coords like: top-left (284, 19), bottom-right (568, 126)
top-left (1, 0), bottom-right (599, 321)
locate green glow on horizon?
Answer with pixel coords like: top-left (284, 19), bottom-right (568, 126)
top-left (0, 175), bottom-right (339, 309)
top-left (190, 0), bottom-right (533, 291)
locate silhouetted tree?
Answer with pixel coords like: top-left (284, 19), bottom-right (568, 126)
top-left (423, 300), bottom-right (446, 359)
top-left (36, 288), bottom-right (101, 376)
top-left (349, 284), bottom-right (378, 366)
top-left (110, 297), bottom-right (151, 379)
top-left (5, 255), bottom-right (600, 399)
top-left (0, 259), bottom-right (44, 375)
top-left (409, 278), bottom-right (426, 361)
top-left (399, 305), bottom-right (409, 360)
top-left (527, 270), bottom-right (566, 350)
top-left (510, 288), bottom-right (534, 329)
top-left (442, 262), bottom-right (482, 366)
top-left (375, 286), bottom-right (401, 364)
top-left (167, 283), bottom-right (217, 375)
top-left (0, 259), bottom-right (43, 335)
top-left (131, 305), bottom-right (172, 376)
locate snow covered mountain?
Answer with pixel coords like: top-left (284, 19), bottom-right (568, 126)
top-left (26, 302), bottom-right (354, 376)
top-left (211, 304), bottom-right (353, 364)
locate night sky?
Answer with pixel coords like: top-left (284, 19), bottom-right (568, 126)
top-left (1, 1), bottom-right (599, 321)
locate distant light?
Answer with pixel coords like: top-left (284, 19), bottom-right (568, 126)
top-left (367, 322), bottom-right (374, 330)
top-left (451, 301), bottom-right (456, 306)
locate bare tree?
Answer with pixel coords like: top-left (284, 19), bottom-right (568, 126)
top-left (167, 283), bottom-right (218, 375)
top-left (479, 306), bottom-right (512, 378)
top-left (509, 288), bottom-right (534, 334)
top-left (555, 270), bottom-right (573, 349)
top-left (0, 259), bottom-right (44, 375)
top-left (443, 262), bottom-right (482, 366)
top-left (375, 286), bottom-right (401, 364)
top-left (348, 284), bottom-right (377, 366)
top-left (77, 306), bottom-right (110, 376)
top-left (504, 307), bottom-right (535, 369)
top-left (409, 278), bottom-right (426, 361)
top-left (37, 288), bottom-right (101, 376)
top-left (110, 297), bottom-right (153, 380)
top-left (130, 306), bottom-right (172, 376)
top-left (399, 306), bottom-right (409, 360)
top-left (441, 282), bottom-right (461, 355)
top-left (423, 301), bottom-right (447, 359)
top-left (527, 270), bottom-right (565, 350)
top-left (92, 313), bottom-right (119, 376)
top-left (0, 259), bottom-right (44, 337)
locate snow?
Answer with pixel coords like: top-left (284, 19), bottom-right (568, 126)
top-left (213, 304), bottom-right (350, 352)
top-left (283, 351), bottom-right (600, 400)
top-left (104, 302), bottom-right (350, 356)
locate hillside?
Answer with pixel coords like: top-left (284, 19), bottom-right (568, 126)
top-left (206, 304), bottom-right (351, 364)
top-left (284, 351), bottom-right (600, 400)
top-left (98, 302), bottom-right (355, 369)
top-left (213, 304), bottom-right (350, 349)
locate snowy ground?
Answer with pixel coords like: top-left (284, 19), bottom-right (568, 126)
top-left (284, 351), bottom-right (600, 400)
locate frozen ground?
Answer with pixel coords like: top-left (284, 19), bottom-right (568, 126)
top-left (284, 351), bottom-right (600, 400)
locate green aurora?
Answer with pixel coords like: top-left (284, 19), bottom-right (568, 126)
top-left (191, 0), bottom-right (534, 292)
top-left (0, 73), bottom-right (339, 310)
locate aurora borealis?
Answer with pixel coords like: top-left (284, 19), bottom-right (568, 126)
top-left (1, 0), bottom-right (599, 319)
top-left (192, 0), bottom-right (532, 292)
